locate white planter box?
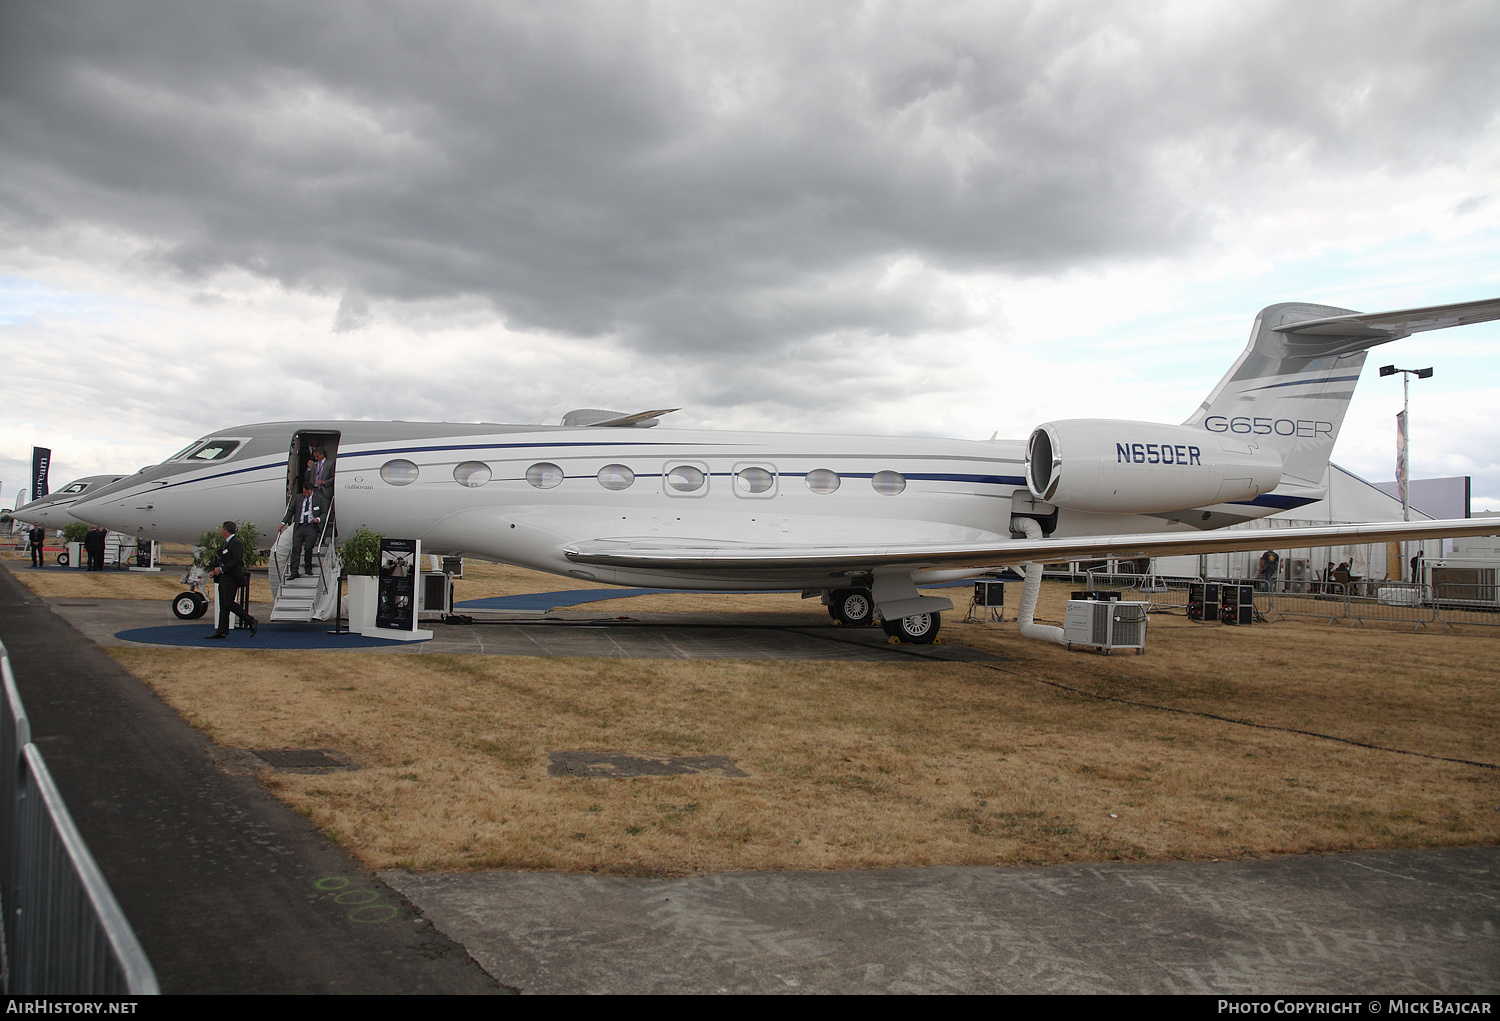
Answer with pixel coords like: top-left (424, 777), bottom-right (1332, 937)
top-left (345, 575), bottom-right (379, 634)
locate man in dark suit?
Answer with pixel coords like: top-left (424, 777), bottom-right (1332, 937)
top-left (29, 524), bottom-right (46, 567)
top-left (208, 520), bottom-right (257, 639)
top-left (278, 483), bottom-right (329, 580)
top-left (306, 445), bottom-right (335, 499)
top-left (85, 526), bottom-right (106, 570)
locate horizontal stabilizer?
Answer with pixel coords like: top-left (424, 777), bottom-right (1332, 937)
top-left (564, 517), bottom-right (1499, 575)
top-left (1275, 296), bottom-right (1500, 342)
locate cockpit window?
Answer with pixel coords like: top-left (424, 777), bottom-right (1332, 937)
top-left (184, 440), bottom-right (241, 462)
top-left (60, 483), bottom-right (89, 494)
top-left (168, 440), bottom-right (206, 461)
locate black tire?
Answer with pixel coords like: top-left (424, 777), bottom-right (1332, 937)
top-left (172, 591), bottom-right (207, 620)
top-left (831, 587), bottom-right (875, 627)
top-left (55, 551), bottom-right (69, 567)
top-left (881, 611), bottom-right (941, 644)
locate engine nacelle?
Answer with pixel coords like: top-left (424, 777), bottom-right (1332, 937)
top-left (1026, 419), bottom-right (1283, 514)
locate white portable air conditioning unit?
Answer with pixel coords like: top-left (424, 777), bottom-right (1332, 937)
top-left (1063, 600), bottom-right (1148, 655)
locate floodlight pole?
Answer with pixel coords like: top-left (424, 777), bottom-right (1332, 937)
top-left (1379, 364), bottom-right (1433, 522)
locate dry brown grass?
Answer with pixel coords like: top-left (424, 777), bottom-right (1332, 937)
top-left (106, 591), bottom-right (1500, 875)
top-left (4, 560), bottom-right (259, 601)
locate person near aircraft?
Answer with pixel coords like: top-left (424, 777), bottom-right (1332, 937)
top-left (278, 482), bottom-right (328, 580)
top-left (207, 520), bottom-right (257, 639)
top-left (29, 524), bottom-right (45, 567)
top-left (85, 525), bottom-right (106, 570)
top-left (306, 445), bottom-right (335, 498)
top-left (1258, 550), bottom-right (1280, 592)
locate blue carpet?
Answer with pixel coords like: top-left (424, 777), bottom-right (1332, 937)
top-left (115, 622), bottom-right (413, 649)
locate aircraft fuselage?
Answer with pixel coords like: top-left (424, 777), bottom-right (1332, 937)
top-left (70, 421), bottom-right (1197, 590)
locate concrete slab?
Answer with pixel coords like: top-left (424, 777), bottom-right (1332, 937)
top-left (384, 849), bottom-right (1500, 994)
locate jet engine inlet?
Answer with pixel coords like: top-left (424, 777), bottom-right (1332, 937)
top-left (1025, 419), bottom-right (1282, 514)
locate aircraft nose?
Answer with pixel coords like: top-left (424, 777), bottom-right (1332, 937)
top-left (72, 490), bottom-right (153, 533)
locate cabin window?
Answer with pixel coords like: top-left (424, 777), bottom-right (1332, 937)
top-left (453, 461), bottom-right (492, 488)
top-left (526, 462), bottom-right (564, 489)
top-left (804, 469), bottom-right (840, 495)
top-left (665, 464), bottom-right (706, 494)
top-left (597, 464), bottom-right (635, 491)
top-left (871, 470), bottom-right (906, 496)
top-left (734, 465), bottom-right (776, 496)
top-left (185, 440), bottom-right (240, 461)
top-left (380, 459), bottom-right (420, 486)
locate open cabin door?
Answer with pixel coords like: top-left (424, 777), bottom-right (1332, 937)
top-left (268, 429), bottom-right (344, 622)
top-left (287, 429), bottom-right (341, 516)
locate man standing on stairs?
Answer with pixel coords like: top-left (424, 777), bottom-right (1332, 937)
top-left (278, 481), bottom-right (328, 581)
top-left (306, 444), bottom-right (335, 500)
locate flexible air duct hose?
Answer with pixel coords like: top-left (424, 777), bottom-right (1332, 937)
top-left (1015, 516), bottom-right (1067, 646)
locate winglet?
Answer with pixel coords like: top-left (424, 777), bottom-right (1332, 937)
top-left (560, 408), bottom-right (680, 428)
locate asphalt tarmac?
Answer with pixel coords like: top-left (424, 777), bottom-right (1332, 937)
top-left (0, 564), bottom-right (502, 994)
top-left (2, 561), bottom-right (1497, 995)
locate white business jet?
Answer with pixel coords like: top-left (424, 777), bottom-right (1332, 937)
top-left (10, 475), bottom-right (128, 529)
top-left (70, 297), bottom-right (1500, 643)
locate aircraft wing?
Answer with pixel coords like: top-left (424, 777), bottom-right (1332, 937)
top-left (564, 517), bottom-right (1499, 574)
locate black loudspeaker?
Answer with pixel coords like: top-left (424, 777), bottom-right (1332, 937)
top-left (974, 581), bottom-right (1005, 606)
top-left (1188, 582), bottom-right (1221, 622)
top-left (1220, 584), bottom-right (1254, 625)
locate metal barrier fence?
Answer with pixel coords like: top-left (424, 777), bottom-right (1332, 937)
top-left (2, 648), bottom-right (27, 986)
top-left (1063, 571), bottom-right (1500, 629)
top-left (0, 639), bottom-right (158, 994)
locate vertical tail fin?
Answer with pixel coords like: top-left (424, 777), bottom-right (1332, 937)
top-left (1184, 297), bottom-right (1500, 487)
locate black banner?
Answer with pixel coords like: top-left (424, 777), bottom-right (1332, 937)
top-left (376, 538), bottom-right (418, 631)
top-left (31, 446), bottom-right (51, 501)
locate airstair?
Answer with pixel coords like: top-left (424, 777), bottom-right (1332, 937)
top-left (268, 514), bottom-right (342, 622)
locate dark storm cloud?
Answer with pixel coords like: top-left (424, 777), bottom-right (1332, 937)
top-left (3, 0), bottom-right (1498, 353)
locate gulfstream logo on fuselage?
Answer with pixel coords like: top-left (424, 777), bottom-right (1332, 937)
top-left (1117, 443), bottom-right (1202, 465)
top-left (1205, 416), bottom-right (1334, 438)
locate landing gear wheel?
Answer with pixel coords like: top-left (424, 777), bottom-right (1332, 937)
top-left (55, 551), bottom-right (69, 567)
top-left (172, 591), bottom-right (208, 620)
top-left (882, 611), bottom-right (941, 644)
top-left (830, 588), bottom-right (875, 626)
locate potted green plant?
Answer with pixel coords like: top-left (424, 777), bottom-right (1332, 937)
top-left (337, 526), bottom-right (383, 633)
top-left (60, 521), bottom-right (88, 568)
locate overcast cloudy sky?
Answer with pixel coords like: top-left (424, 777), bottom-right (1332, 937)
top-left (3, 0), bottom-right (1499, 509)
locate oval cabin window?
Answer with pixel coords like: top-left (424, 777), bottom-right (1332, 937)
top-left (453, 461), bottom-right (492, 488)
top-left (380, 459), bottom-right (420, 486)
top-left (526, 462), bottom-right (565, 489)
top-left (666, 465), bottom-right (706, 493)
top-left (597, 464), bottom-right (635, 491)
top-left (735, 466), bottom-right (775, 494)
top-left (804, 469), bottom-right (840, 495)
top-left (871, 470), bottom-right (906, 496)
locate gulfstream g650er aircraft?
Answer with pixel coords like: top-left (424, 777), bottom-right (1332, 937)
top-left (71, 297), bottom-right (1500, 642)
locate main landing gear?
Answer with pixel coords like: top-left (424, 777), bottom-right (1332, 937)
top-left (881, 611), bottom-right (941, 644)
top-left (829, 587), bottom-right (875, 627)
top-left (828, 586), bottom-right (942, 644)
